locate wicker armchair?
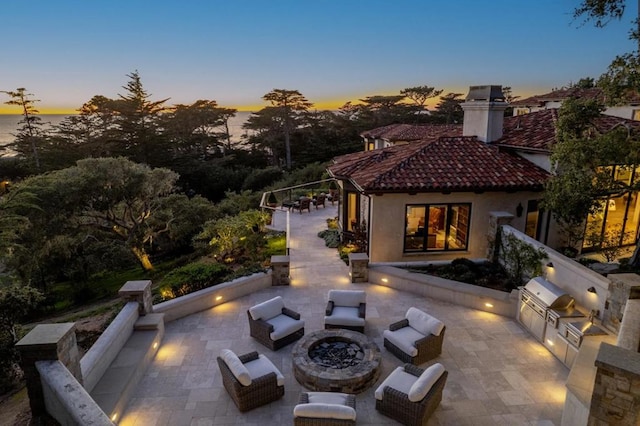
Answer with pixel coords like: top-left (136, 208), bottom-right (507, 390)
top-left (294, 392), bottom-right (357, 426)
top-left (324, 290), bottom-right (366, 333)
top-left (314, 193), bottom-right (327, 209)
top-left (217, 350), bottom-right (285, 412)
top-left (375, 363), bottom-right (448, 426)
top-left (248, 296), bottom-right (305, 350)
top-left (383, 307), bottom-right (445, 365)
top-left (292, 197), bottom-right (312, 213)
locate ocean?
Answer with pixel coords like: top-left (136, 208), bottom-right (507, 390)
top-left (0, 111), bottom-right (253, 146)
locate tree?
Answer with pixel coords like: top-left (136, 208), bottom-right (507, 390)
top-left (400, 85), bottom-right (443, 122)
top-left (262, 89), bottom-right (312, 169)
top-left (1, 88), bottom-right (44, 172)
top-left (2, 158), bottom-right (212, 276)
top-left (0, 284), bottom-right (43, 392)
top-left (432, 93), bottom-right (464, 124)
top-left (543, 98), bottom-right (640, 253)
top-left (113, 71), bottom-right (169, 164)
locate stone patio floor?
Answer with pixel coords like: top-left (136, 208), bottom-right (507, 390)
top-left (119, 205), bottom-right (568, 425)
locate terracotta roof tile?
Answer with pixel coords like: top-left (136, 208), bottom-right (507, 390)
top-left (496, 109), bottom-right (640, 152)
top-left (361, 123), bottom-right (462, 141)
top-left (511, 87), bottom-right (640, 107)
top-left (329, 136), bottom-right (549, 193)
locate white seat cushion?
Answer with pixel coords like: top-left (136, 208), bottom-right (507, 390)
top-left (306, 392), bottom-right (350, 405)
top-left (244, 354), bottom-right (285, 387)
top-left (383, 326), bottom-right (425, 357)
top-left (329, 290), bottom-right (365, 307)
top-left (220, 349), bottom-right (251, 386)
top-left (406, 307), bottom-right (444, 336)
top-left (293, 403), bottom-right (356, 420)
top-left (374, 366), bottom-right (416, 400)
top-left (266, 314), bottom-right (304, 340)
top-left (325, 306), bottom-right (364, 327)
top-left (249, 296), bottom-right (284, 321)
top-left (408, 363), bottom-right (446, 402)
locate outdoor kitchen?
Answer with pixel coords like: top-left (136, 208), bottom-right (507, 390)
top-left (518, 276), bottom-right (611, 369)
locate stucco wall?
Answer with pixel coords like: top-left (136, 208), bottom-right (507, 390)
top-left (367, 191), bottom-right (543, 263)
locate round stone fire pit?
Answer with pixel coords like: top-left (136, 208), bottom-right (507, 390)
top-left (292, 329), bottom-right (381, 393)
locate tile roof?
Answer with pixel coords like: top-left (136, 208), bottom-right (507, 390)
top-left (361, 123), bottom-right (462, 141)
top-left (497, 110), bottom-right (559, 151)
top-left (511, 87), bottom-right (640, 107)
top-left (496, 109), bottom-right (640, 152)
top-left (511, 87), bottom-right (604, 107)
top-left (329, 136), bottom-right (549, 193)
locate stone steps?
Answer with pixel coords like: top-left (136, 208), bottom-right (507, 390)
top-left (90, 313), bottom-right (164, 422)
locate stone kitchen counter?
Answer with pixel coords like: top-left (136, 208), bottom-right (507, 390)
top-left (561, 327), bottom-right (617, 426)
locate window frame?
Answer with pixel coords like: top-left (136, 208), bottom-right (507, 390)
top-left (403, 203), bottom-right (471, 253)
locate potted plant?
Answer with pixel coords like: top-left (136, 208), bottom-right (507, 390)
top-left (267, 191), bottom-right (278, 207)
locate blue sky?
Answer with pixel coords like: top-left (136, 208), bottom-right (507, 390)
top-left (1, 0), bottom-right (636, 113)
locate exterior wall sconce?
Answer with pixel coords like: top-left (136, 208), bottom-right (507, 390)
top-left (516, 203), bottom-right (523, 217)
top-left (546, 262), bottom-right (554, 268)
top-left (588, 286), bottom-right (597, 294)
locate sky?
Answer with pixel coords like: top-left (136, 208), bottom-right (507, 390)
top-left (0, 0), bottom-right (637, 114)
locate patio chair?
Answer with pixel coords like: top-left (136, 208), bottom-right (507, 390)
top-left (375, 363), bottom-right (448, 426)
top-left (314, 193), bottom-right (327, 209)
top-left (292, 197), bottom-right (312, 213)
top-left (383, 307), bottom-right (445, 365)
top-left (324, 289), bottom-right (366, 333)
top-left (293, 392), bottom-right (357, 426)
top-left (248, 296), bottom-right (305, 350)
top-left (217, 349), bottom-right (285, 412)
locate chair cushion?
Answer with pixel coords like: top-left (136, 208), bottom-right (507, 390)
top-left (374, 366), bottom-right (416, 400)
top-left (328, 290), bottom-right (365, 307)
top-left (293, 403), bottom-right (356, 420)
top-left (383, 326), bottom-right (424, 357)
top-left (306, 392), bottom-right (350, 405)
top-left (408, 363), bottom-right (446, 402)
top-left (406, 307), bottom-right (444, 336)
top-left (249, 296), bottom-right (284, 321)
top-left (266, 314), bottom-right (304, 340)
top-left (244, 354), bottom-right (285, 386)
top-left (220, 349), bottom-right (251, 386)
top-left (325, 307), bottom-right (365, 327)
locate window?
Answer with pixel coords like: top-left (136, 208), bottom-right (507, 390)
top-left (404, 203), bottom-right (470, 252)
top-left (346, 192), bottom-right (359, 232)
top-left (525, 200), bottom-right (543, 240)
top-left (583, 165), bottom-right (640, 250)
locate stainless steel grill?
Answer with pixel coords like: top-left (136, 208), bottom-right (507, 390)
top-left (518, 277), bottom-right (575, 342)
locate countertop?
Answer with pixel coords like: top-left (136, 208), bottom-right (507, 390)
top-left (565, 330), bottom-right (617, 405)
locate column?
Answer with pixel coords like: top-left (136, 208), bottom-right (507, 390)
top-left (119, 280), bottom-right (153, 315)
top-left (589, 342), bottom-right (640, 425)
top-left (349, 253), bottom-right (369, 283)
top-left (16, 323), bottom-right (81, 418)
top-left (271, 255), bottom-right (290, 286)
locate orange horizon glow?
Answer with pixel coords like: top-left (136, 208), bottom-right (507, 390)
top-left (0, 88), bottom-right (543, 115)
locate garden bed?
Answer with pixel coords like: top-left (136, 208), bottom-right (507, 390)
top-left (403, 258), bottom-right (515, 293)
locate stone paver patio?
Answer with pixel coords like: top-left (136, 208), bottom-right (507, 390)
top-left (120, 206), bottom-right (568, 425)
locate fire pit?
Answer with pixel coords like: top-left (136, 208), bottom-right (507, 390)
top-left (292, 329), bottom-right (381, 393)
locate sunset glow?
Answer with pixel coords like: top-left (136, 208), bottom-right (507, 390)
top-left (0, 1), bottom-right (636, 114)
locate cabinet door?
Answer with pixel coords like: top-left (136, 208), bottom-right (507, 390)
top-left (553, 334), bottom-right (569, 364)
top-left (565, 344), bottom-right (578, 369)
top-left (519, 304), bottom-right (533, 328)
top-left (530, 311), bottom-right (547, 341)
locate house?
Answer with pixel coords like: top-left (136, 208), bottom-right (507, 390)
top-left (511, 86), bottom-right (640, 121)
top-left (361, 123), bottom-right (461, 151)
top-left (328, 85), bottom-right (640, 263)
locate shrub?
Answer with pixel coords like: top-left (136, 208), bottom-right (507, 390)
top-left (159, 263), bottom-right (229, 300)
top-left (318, 229), bottom-right (340, 248)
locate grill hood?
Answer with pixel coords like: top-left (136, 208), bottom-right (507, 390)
top-left (523, 277), bottom-right (574, 309)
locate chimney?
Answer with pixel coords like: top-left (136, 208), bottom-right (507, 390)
top-left (461, 85), bottom-right (508, 143)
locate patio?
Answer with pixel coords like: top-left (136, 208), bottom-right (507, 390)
top-left (119, 206), bottom-right (568, 425)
